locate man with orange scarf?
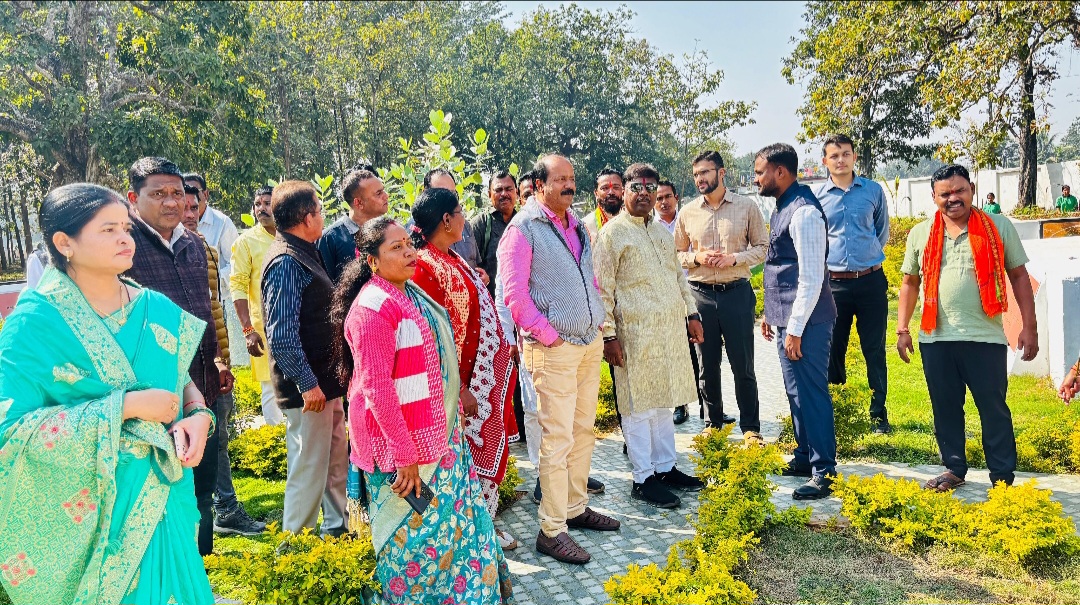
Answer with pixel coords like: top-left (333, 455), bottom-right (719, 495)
top-left (897, 165), bottom-right (1038, 492)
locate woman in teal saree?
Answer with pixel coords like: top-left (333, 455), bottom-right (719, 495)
top-left (0, 184), bottom-right (215, 604)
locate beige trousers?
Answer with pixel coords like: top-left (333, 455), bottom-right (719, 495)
top-left (524, 334), bottom-right (603, 537)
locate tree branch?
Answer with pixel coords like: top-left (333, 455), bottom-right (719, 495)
top-left (0, 113), bottom-right (41, 141)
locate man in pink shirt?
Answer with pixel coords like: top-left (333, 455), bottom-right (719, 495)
top-left (497, 154), bottom-right (620, 565)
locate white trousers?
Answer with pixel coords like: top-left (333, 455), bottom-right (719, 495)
top-left (519, 363), bottom-right (542, 467)
top-left (260, 381), bottom-right (285, 426)
top-left (282, 398), bottom-right (348, 536)
top-left (621, 407), bottom-right (677, 484)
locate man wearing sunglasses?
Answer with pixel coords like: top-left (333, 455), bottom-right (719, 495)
top-left (674, 151), bottom-right (768, 445)
top-left (595, 163), bottom-right (705, 509)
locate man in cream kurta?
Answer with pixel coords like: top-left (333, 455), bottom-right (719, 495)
top-left (595, 163), bottom-right (705, 510)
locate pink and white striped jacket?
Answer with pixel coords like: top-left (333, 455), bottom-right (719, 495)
top-left (345, 275), bottom-right (448, 473)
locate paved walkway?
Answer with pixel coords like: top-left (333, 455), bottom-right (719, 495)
top-left (496, 333), bottom-right (1080, 605)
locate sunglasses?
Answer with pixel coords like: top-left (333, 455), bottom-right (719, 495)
top-left (628, 182), bottom-right (658, 193)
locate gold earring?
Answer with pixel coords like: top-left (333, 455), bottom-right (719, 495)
top-left (444, 222), bottom-right (451, 232)
top-left (64, 250), bottom-right (73, 259)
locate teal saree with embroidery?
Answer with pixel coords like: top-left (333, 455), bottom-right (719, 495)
top-left (0, 269), bottom-right (213, 605)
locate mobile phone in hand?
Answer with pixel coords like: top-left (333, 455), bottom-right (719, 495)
top-left (172, 428), bottom-right (188, 459)
top-left (386, 472), bottom-right (435, 515)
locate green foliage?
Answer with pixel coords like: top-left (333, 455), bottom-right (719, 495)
top-left (883, 216), bottom-right (923, 293)
top-left (204, 525), bottom-right (379, 605)
top-left (1014, 413), bottom-right (1080, 474)
top-left (231, 366), bottom-right (262, 420)
top-left (229, 424), bottom-right (288, 480)
top-left (778, 381), bottom-right (871, 457)
top-left (497, 456), bottom-right (522, 514)
top-left (595, 362), bottom-right (619, 433)
top-left (834, 474), bottom-right (1080, 567)
top-left (606, 425), bottom-right (789, 604)
top-left (378, 109), bottom-right (492, 221)
top-left (749, 270), bottom-right (764, 318)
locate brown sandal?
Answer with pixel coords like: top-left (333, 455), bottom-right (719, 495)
top-left (924, 471), bottom-right (965, 492)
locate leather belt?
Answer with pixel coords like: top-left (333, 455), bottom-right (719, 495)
top-left (829, 264), bottom-right (882, 280)
top-left (690, 279), bottom-right (748, 292)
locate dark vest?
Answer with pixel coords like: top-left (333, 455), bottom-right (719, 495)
top-left (125, 217), bottom-right (220, 401)
top-left (261, 231), bottom-right (344, 408)
top-left (763, 183), bottom-right (837, 329)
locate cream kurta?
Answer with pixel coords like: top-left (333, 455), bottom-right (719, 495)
top-left (595, 212), bottom-right (698, 415)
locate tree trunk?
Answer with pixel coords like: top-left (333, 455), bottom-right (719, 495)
top-left (858, 101), bottom-right (875, 176)
top-left (18, 187), bottom-right (32, 260)
top-left (1016, 42), bottom-right (1038, 208)
top-left (0, 187), bottom-right (9, 271)
top-left (8, 200), bottom-right (24, 267)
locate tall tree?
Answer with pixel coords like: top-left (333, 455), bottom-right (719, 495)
top-left (789, 1), bottom-right (1080, 206)
top-left (784, 1), bottom-right (935, 177)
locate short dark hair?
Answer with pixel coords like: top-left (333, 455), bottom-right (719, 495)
top-left (623, 163), bottom-right (660, 183)
top-left (182, 172), bottom-right (207, 191)
top-left (692, 150), bottom-right (725, 169)
top-left (1063, 184), bottom-right (1072, 191)
top-left (423, 168), bottom-right (455, 190)
top-left (930, 164), bottom-right (971, 189)
top-left (518, 169), bottom-right (535, 188)
top-left (657, 179), bottom-right (678, 197)
top-left (821, 134), bottom-right (855, 157)
top-left (339, 169), bottom-right (378, 206)
top-left (40, 183), bottom-right (128, 271)
top-left (272, 180), bottom-right (320, 231)
top-left (129, 157), bottom-right (183, 194)
top-left (254, 185), bottom-right (274, 198)
top-left (488, 169), bottom-right (516, 193)
top-left (595, 167), bottom-right (624, 187)
top-left (755, 143), bottom-right (799, 176)
top-left (183, 183), bottom-right (200, 196)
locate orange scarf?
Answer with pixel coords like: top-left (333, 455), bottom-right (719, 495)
top-left (920, 207), bottom-right (1008, 334)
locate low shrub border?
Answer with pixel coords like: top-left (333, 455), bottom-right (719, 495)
top-left (229, 423), bottom-right (288, 480)
top-left (605, 426), bottom-right (808, 604)
top-left (833, 473), bottom-right (1080, 567)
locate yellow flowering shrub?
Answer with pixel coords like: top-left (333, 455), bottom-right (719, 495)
top-left (205, 525), bottom-right (380, 604)
top-left (229, 423), bottom-right (288, 479)
top-left (834, 474), bottom-right (1079, 566)
top-left (606, 426), bottom-right (788, 604)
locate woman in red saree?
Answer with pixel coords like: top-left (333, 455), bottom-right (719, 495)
top-left (409, 185), bottom-right (520, 549)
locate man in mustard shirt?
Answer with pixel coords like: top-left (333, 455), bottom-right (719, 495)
top-left (230, 185), bottom-right (284, 426)
top-left (897, 165), bottom-right (1038, 492)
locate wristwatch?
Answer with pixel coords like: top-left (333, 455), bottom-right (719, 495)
top-left (687, 313), bottom-right (702, 322)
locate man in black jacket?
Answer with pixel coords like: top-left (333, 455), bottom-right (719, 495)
top-left (124, 156), bottom-right (234, 555)
top-left (262, 180), bottom-right (349, 536)
top-left (317, 169), bottom-right (388, 283)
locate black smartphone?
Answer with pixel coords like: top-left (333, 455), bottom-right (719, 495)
top-left (386, 472), bottom-right (435, 515)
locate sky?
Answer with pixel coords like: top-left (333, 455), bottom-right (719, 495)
top-left (502, 0), bottom-right (1080, 160)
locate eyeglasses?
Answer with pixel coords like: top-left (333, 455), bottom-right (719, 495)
top-left (692, 168), bottom-right (719, 179)
top-left (628, 182), bottom-right (658, 193)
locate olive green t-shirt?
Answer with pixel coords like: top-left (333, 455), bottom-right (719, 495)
top-left (901, 212), bottom-right (1028, 344)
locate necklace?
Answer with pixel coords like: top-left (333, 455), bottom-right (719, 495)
top-left (88, 282), bottom-right (130, 327)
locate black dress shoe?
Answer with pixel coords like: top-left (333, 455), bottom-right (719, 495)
top-left (721, 413), bottom-right (736, 425)
top-left (631, 476), bottom-right (681, 509)
top-left (673, 405), bottom-right (689, 425)
top-left (531, 478), bottom-right (542, 504)
top-left (587, 477), bottom-right (605, 494)
top-left (872, 417), bottom-right (892, 434)
top-left (792, 475), bottom-right (833, 500)
top-left (780, 461), bottom-right (812, 477)
top-left (655, 467), bottom-right (705, 491)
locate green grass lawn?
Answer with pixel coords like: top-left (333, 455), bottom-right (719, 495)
top-left (742, 524), bottom-right (1080, 604)
top-left (829, 301), bottom-right (1080, 472)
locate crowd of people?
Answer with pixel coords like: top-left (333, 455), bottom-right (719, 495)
top-left (0, 130), bottom-right (1054, 604)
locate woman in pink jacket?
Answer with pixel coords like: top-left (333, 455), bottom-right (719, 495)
top-left (331, 217), bottom-right (513, 605)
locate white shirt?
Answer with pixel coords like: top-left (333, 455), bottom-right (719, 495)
top-left (24, 249), bottom-right (46, 291)
top-left (655, 210), bottom-right (678, 234)
top-left (198, 206), bottom-right (239, 279)
top-left (786, 205), bottom-right (827, 337)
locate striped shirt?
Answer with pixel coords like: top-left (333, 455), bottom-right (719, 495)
top-left (261, 255), bottom-right (317, 392)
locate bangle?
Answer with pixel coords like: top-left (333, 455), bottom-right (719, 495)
top-left (603, 335), bottom-right (618, 343)
top-left (183, 400), bottom-right (205, 411)
top-left (242, 325), bottom-right (256, 336)
top-left (896, 328), bottom-right (910, 335)
top-left (185, 406), bottom-right (217, 437)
